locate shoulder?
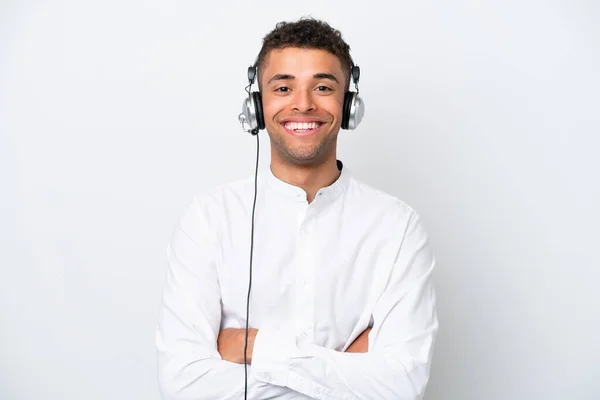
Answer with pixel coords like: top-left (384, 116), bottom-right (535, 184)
top-left (346, 174), bottom-right (418, 222)
top-left (195, 175), bottom-right (255, 208)
top-left (176, 174), bottom-right (255, 230)
top-left (346, 174), bottom-right (432, 259)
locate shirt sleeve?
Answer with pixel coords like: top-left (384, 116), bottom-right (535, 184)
top-left (156, 197), bottom-right (307, 400)
top-left (250, 211), bottom-right (439, 400)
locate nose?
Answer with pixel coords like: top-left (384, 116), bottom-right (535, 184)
top-left (291, 88), bottom-right (316, 113)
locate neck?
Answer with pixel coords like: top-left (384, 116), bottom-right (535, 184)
top-left (270, 155), bottom-right (341, 203)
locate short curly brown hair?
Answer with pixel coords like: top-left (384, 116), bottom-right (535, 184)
top-left (255, 17), bottom-right (354, 89)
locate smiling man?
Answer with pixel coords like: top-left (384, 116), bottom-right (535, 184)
top-left (263, 47), bottom-right (343, 164)
top-left (261, 46), bottom-right (346, 203)
top-left (156, 17), bottom-right (439, 400)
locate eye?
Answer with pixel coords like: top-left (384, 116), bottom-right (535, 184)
top-left (275, 86), bottom-right (290, 92)
top-left (316, 86), bottom-right (332, 91)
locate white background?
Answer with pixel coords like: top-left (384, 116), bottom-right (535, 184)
top-left (1, 1), bottom-right (599, 399)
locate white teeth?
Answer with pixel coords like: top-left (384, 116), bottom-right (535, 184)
top-left (284, 121), bottom-right (322, 130)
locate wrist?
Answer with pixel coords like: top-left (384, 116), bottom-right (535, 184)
top-left (240, 328), bottom-right (257, 364)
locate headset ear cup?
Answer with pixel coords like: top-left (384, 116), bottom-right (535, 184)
top-left (341, 92), bottom-right (353, 130)
top-left (252, 92), bottom-right (265, 130)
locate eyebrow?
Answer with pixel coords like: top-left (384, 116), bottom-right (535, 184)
top-left (267, 72), bottom-right (340, 85)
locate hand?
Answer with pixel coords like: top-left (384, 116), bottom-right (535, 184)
top-left (217, 328), bottom-right (258, 364)
top-left (346, 327), bottom-right (371, 353)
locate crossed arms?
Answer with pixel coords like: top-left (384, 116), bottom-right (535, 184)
top-left (156, 204), bottom-right (438, 399)
top-left (217, 326), bottom-right (371, 366)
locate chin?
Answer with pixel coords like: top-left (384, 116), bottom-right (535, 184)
top-left (278, 142), bottom-right (335, 167)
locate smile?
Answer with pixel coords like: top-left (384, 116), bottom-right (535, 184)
top-left (281, 121), bottom-right (325, 136)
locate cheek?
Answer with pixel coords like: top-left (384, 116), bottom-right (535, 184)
top-left (318, 98), bottom-right (344, 120)
top-left (261, 96), bottom-right (284, 122)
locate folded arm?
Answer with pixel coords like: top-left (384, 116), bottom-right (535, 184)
top-left (156, 199), bottom-right (306, 399)
top-left (247, 212), bottom-right (439, 400)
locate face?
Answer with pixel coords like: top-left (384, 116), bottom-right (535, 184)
top-left (259, 47), bottom-right (346, 167)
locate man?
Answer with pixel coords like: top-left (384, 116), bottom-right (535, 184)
top-left (156, 17), bottom-right (438, 399)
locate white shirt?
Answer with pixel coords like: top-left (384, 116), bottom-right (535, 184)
top-left (156, 160), bottom-right (439, 400)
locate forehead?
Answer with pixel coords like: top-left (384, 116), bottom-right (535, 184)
top-left (261, 47), bottom-right (344, 80)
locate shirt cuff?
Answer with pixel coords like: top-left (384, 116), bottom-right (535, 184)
top-left (251, 327), bottom-right (298, 386)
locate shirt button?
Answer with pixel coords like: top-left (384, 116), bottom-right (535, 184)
top-left (263, 373), bottom-right (271, 382)
top-left (315, 387), bottom-right (323, 398)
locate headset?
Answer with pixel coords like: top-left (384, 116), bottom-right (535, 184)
top-left (237, 58), bottom-right (365, 400)
top-left (238, 62), bottom-right (365, 134)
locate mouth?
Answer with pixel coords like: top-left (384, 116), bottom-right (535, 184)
top-left (280, 121), bottom-right (325, 137)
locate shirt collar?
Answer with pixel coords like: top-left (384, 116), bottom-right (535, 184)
top-left (263, 159), bottom-right (350, 202)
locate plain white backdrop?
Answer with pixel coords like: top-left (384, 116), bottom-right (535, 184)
top-left (1, 1), bottom-right (599, 399)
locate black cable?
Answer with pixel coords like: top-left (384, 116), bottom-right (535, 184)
top-left (244, 131), bottom-right (259, 399)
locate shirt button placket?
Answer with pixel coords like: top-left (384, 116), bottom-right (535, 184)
top-left (300, 213), bottom-right (315, 341)
top-left (295, 204), bottom-right (313, 339)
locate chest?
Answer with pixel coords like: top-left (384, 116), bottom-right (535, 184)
top-left (217, 215), bottom-right (397, 349)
